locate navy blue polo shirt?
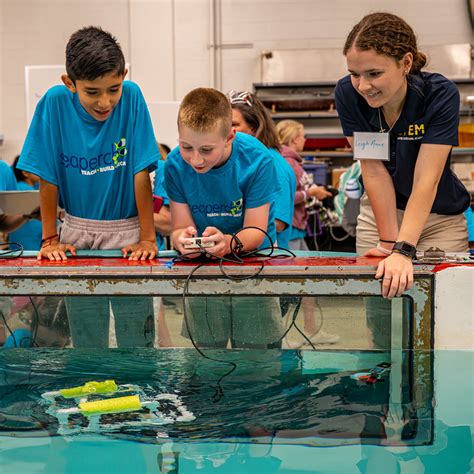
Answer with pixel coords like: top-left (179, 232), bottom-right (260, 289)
top-left (335, 72), bottom-right (470, 215)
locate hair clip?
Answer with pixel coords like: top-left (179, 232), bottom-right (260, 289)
top-left (227, 90), bottom-right (252, 107)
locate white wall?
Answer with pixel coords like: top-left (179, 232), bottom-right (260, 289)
top-left (1, 0), bottom-right (472, 162)
top-left (129, 0), bottom-right (175, 102)
top-left (218, 0), bottom-right (472, 91)
top-left (0, 0), bottom-right (4, 148)
top-left (435, 266), bottom-right (474, 350)
top-left (0, 0), bottom-right (130, 162)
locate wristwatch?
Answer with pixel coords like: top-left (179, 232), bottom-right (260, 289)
top-left (392, 241), bottom-right (417, 259)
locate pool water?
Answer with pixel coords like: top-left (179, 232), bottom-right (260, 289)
top-left (0, 348), bottom-right (472, 473)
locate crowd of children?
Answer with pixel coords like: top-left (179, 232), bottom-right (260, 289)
top-left (1, 13), bottom-right (472, 349)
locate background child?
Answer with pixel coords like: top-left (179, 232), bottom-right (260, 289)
top-left (0, 161), bottom-right (21, 346)
top-left (275, 120), bottom-right (332, 250)
top-left (228, 90), bottom-right (296, 250)
top-left (153, 144), bottom-right (172, 250)
top-left (165, 87), bottom-right (284, 348)
top-left (18, 26), bottom-right (160, 348)
top-left (152, 145), bottom-right (174, 347)
top-left (275, 119), bottom-right (339, 345)
top-left (9, 156), bottom-right (42, 250)
top-left (0, 160), bottom-right (31, 233)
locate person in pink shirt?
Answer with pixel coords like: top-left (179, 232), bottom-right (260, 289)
top-left (276, 120), bottom-right (339, 345)
top-left (276, 120), bottom-right (331, 250)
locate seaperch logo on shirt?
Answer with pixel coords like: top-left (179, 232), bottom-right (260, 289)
top-left (191, 197), bottom-right (243, 218)
top-left (60, 138), bottom-right (128, 175)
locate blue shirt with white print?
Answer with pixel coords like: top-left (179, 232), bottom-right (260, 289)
top-left (18, 81), bottom-right (159, 220)
top-left (269, 147), bottom-right (296, 250)
top-left (164, 132), bottom-right (280, 246)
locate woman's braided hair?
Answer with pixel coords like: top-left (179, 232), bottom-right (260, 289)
top-left (343, 12), bottom-right (427, 74)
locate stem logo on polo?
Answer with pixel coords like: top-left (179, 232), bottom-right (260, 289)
top-left (60, 138), bottom-right (128, 175)
top-left (397, 123), bottom-right (425, 141)
top-left (190, 197), bottom-right (243, 218)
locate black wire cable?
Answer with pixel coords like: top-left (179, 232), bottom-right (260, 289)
top-left (181, 263), bottom-right (238, 403)
top-left (291, 319), bottom-right (318, 351)
top-left (0, 306), bottom-right (37, 400)
top-left (279, 298), bottom-right (319, 351)
top-left (174, 226), bottom-right (315, 402)
top-left (277, 297), bottom-right (303, 343)
top-left (0, 242), bottom-right (24, 258)
top-left (220, 227), bottom-right (282, 280)
top-left (0, 310), bottom-right (18, 347)
top-left (170, 226), bottom-right (296, 265)
top-left (0, 300), bottom-right (40, 349)
top-left (28, 297), bottom-right (41, 348)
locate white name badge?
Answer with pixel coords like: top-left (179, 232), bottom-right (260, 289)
top-left (353, 132), bottom-right (389, 161)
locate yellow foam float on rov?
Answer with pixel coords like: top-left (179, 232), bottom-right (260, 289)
top-left (79, 395), bottom-right (142, 416)
top-left (59, 380), bottom-right (118, 399)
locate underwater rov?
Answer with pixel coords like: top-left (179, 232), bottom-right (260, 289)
top-left (43, 380), bottom-right (119, 398)
top-left (41, 380), bottom-right (195, 436)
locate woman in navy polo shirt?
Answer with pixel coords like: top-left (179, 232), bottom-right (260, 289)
top-left (335, 12), bottom-right (469, 301)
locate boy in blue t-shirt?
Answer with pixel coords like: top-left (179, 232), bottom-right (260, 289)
top-left (18, 27), bottom-right (159, 348)
top-left (19, 27), bottom-right (158, 261)
top-left (166, 90), bottom-right (280, 255)
top-left (227, 90), bottom-right (296, 249)
top-left (165, 88), bottom-right (284, 348)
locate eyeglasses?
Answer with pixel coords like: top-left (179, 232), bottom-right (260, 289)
top-left (227, 90), bottom-right (252, 107)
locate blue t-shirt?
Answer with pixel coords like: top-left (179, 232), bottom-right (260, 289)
top-left (0, 161), bottom-right (17, 191)
top-left (269, 148), bottom-right (296, 249)
top-left (18, 81), bottom-right (159, 220)
top-left (290, 226), bottom-right (306, 241)
top-left (335, 72), bottom-right (470, 215)
top-left (164, 132), bottom-right (280, 246)
top-left (153, 159), bottom-right (169, 250)
top-left (9, 181), bottom-right (42, 250)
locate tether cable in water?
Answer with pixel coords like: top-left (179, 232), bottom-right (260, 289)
top-left (174, 226), bottom-right (317, 401)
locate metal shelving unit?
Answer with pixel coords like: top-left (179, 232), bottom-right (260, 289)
top-left (254, 80), bottom-right (474, 187)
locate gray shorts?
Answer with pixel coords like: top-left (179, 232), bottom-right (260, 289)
top-left (60, 213), bottom-right (140, 249)
top-left (59, 213), bottom-right (154, 348)
top-left (183, 296), bottom-right (285, 349)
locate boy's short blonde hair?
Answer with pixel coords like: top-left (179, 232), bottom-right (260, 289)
top-left (178, 88), bottom-right (232, 137)
top-left (275, 120), bottom-right (304, 146)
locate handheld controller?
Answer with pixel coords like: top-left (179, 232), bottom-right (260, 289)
top-left (183, 237), bottom-right (216, 249)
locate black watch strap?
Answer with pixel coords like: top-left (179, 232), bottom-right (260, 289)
top-left (392, 241), bottom-right (417, 259)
